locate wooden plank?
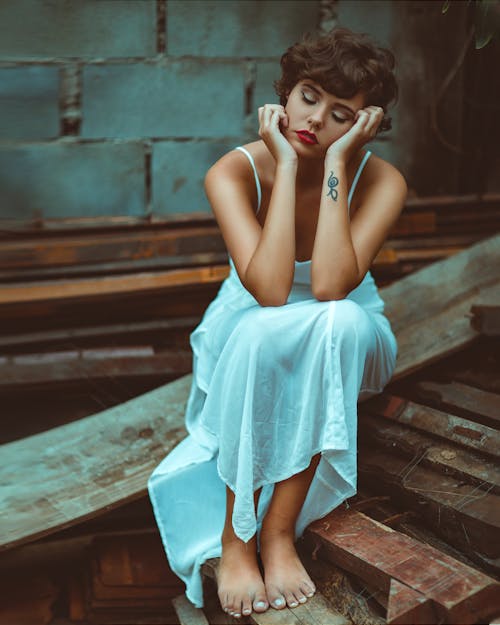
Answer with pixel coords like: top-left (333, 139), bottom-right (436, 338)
top-left (172, 594), bottom-right (209, 625)
top-left (0, 316), bottom-right (199, 350)
top-left (306, 508), bottom-right (500, 624)
top-left (358, 446), bottom-right (500, 564)
top-left (359, 411), bottom-right (500, 494)
top-left (0, 226), bottom-right (224, 270)
top-left (470, 304), bottom-right (500, 336)
top-left (0, 374), bottom-right (192, 551)
top-left (413, 379), bottom-right (500, 428)
top-left (0, 264), bottom-right (229, 305)
top-left (392, 281), bottom-right (500, 379)
top-left (0, 348), bottom-right (192, 389)
top-left (386, 579), bottom-right (438, 624)
top-left (380, 233), bottom-right (500, 378)
top-left (364, 394), bottom-right (500, 458)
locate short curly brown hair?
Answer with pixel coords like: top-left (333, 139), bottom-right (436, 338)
top-left (274, 27), bottom-right (398, 134)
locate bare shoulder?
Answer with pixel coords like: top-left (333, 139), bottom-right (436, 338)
top-left (350, 151), bottom-right (407, 219)
top-left (364, 151), bottom-right (408, 189)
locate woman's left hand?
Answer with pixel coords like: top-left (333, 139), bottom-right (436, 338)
top-left (325, 106), bottom-right (385, 163)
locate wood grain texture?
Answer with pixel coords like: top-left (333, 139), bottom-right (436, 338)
top-left (0, 374), bottom-right (192, 551)
top-left (307, 508), bottom-right (500, 624)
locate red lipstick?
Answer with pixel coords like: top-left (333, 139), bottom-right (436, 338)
top-left (296, 130), bottom-right (318, 145)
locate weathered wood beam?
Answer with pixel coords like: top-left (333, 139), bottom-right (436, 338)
top-left (0, 316), bottom-right (199, 350)
top-left (470, 304), bottom-right (500, 336)
top-left (0, 348), bottom-right (192, 389)
top-left (412, 379), bottom-right (500, 429)
top-left (358, 410), bottom-right (500, 494)
top-left (172, 594), bottom-right (210, 625)
top-left (364, 393), bottom-right (499, 458)
top-left (0, 374), bottom-right (192, 551)
top-left (306, 508), bottom-right (500, 624)
top-left (0, 265), bottom-right (229, 305)
top-left (358, 446), bottom-right (500, 565)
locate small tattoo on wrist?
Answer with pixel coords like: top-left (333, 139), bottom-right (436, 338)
top-left (327, 171), bottom-right (338, 201)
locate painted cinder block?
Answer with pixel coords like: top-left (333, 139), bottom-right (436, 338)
top-left (152, 140), bottom-right (237, 215)
top-left (167, 0), bottom-right (320, 58)
top-left (254, 61), bottom-right (281, 109)
top-left (0, 66), bottom-right (59, 139)
top-left (0, 142), bottom-right (145, 220)
top-left (82, 61), bottom-right (245, 138)
top-left (0, 0), bottom-right (156, 59)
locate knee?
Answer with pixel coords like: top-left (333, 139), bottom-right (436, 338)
top-left (334, 300), bottom-right (375, 349)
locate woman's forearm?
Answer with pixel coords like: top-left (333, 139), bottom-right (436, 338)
top-left (311, 157), bottom-right (360, 300)
top-left (244, 161), bottom-right (297, 306)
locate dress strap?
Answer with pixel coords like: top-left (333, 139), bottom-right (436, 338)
top-left (348, 150), bottom-right (372, 211)
top-left (235, 146), bottom-right (262, 213)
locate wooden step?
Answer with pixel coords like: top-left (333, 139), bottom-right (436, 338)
top-left (172, 594), bottom-right (209, 625)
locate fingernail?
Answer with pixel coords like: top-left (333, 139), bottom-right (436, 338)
top-left (255, 601), bottom-right (267, 609)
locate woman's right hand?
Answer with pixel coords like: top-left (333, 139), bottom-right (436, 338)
top-left (258, 104), bottom-right (297, 165)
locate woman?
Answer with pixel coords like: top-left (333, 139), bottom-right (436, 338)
top-left (148, 27), bottom-right (407, 619)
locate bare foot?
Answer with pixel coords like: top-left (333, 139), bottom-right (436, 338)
top-left (259, 527), bottom-right (316, 610)
top-left (217, 533), bottom-right (269, 618)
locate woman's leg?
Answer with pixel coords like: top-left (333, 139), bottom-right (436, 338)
top-left (259, 453), bottom-right (321, 609)
top-left (217, 486), bottom-right (269, 618)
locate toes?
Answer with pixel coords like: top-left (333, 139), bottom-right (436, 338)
top-left (284, 591), bottom-right (299, 608)
top-left (302, 581), bottom-right (316, 597)
top-left (253, 597), bottom-right (269, 612)
top-left (242, 598), bottom-right (252, 616)
top-left (269, 594), bottom-right (286, 610)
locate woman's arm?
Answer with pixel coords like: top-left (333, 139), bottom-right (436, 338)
top-left (311, 105), bottom-right (407, 300)
top-left (205, 104), bottom-right (299, 307)
top-left (311, 154), bottom-right (407, 300)
top-left (205, 156), bottom-right (297, 307)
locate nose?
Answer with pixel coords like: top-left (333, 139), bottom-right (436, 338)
top-left (308, 105), bottom-right (327, 129)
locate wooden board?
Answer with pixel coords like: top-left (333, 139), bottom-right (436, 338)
top-left (0, 264), bottom-right (229, 305)
top-left (364, 394), bottom-right (500, 458)
top-left (306, 508), bottom-right (500, 624)
top-left (383, 233), bottom-right (500, 378)
top-left (0, 375), bottom-right (192, 551)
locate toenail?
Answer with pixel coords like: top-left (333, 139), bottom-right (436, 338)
top-left (307, 591), bottom-right (314, 597)
top-left (234, 613), bottom-right (241, 618)
top-left (255, 600), bottom-right (267, 609)
top-left (274, 597), bottom-right (285, 607)
top-left (290, 601), bottom-right (299, 607)
top-left (299, 596), bottom-right (307, 603)
top-left (243, 608), bottom-right (251, 615)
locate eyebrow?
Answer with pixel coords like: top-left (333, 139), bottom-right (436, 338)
top-left (303, 83), bottom-right (356, 116)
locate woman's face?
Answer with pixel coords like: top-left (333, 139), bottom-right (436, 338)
top-left (283, 79), bottom-right (365, 156)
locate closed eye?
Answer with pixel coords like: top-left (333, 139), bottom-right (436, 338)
top-left (301, 91), bottom-right (348, 124)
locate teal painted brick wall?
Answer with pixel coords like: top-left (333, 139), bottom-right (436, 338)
top-left (0, 67), bottom-right (59, 139)
top-left (82, 61), bottom-right (246, 139)
top-left (152, 139), bottom-right (237, 215)
top-left (0, 143), bottom-right (145, 219)
top-left (167, 0), bottom-right (320, 57)
top-left (0, 0), bottom-right (156, 58)
top-left (1, 0), bottom-right (422, 223)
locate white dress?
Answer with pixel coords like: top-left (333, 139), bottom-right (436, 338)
top-left (148, 146), bottom-right (398, 608)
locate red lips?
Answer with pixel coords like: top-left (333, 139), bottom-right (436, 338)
top-left (296, 130), bottom-right (318, 145)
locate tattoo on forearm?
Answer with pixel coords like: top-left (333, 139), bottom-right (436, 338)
top-left (327, 171), bottom-right (339, 201)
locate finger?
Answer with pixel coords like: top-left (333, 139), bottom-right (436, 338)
top-left (364, 107), bottom-right (384, 135)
